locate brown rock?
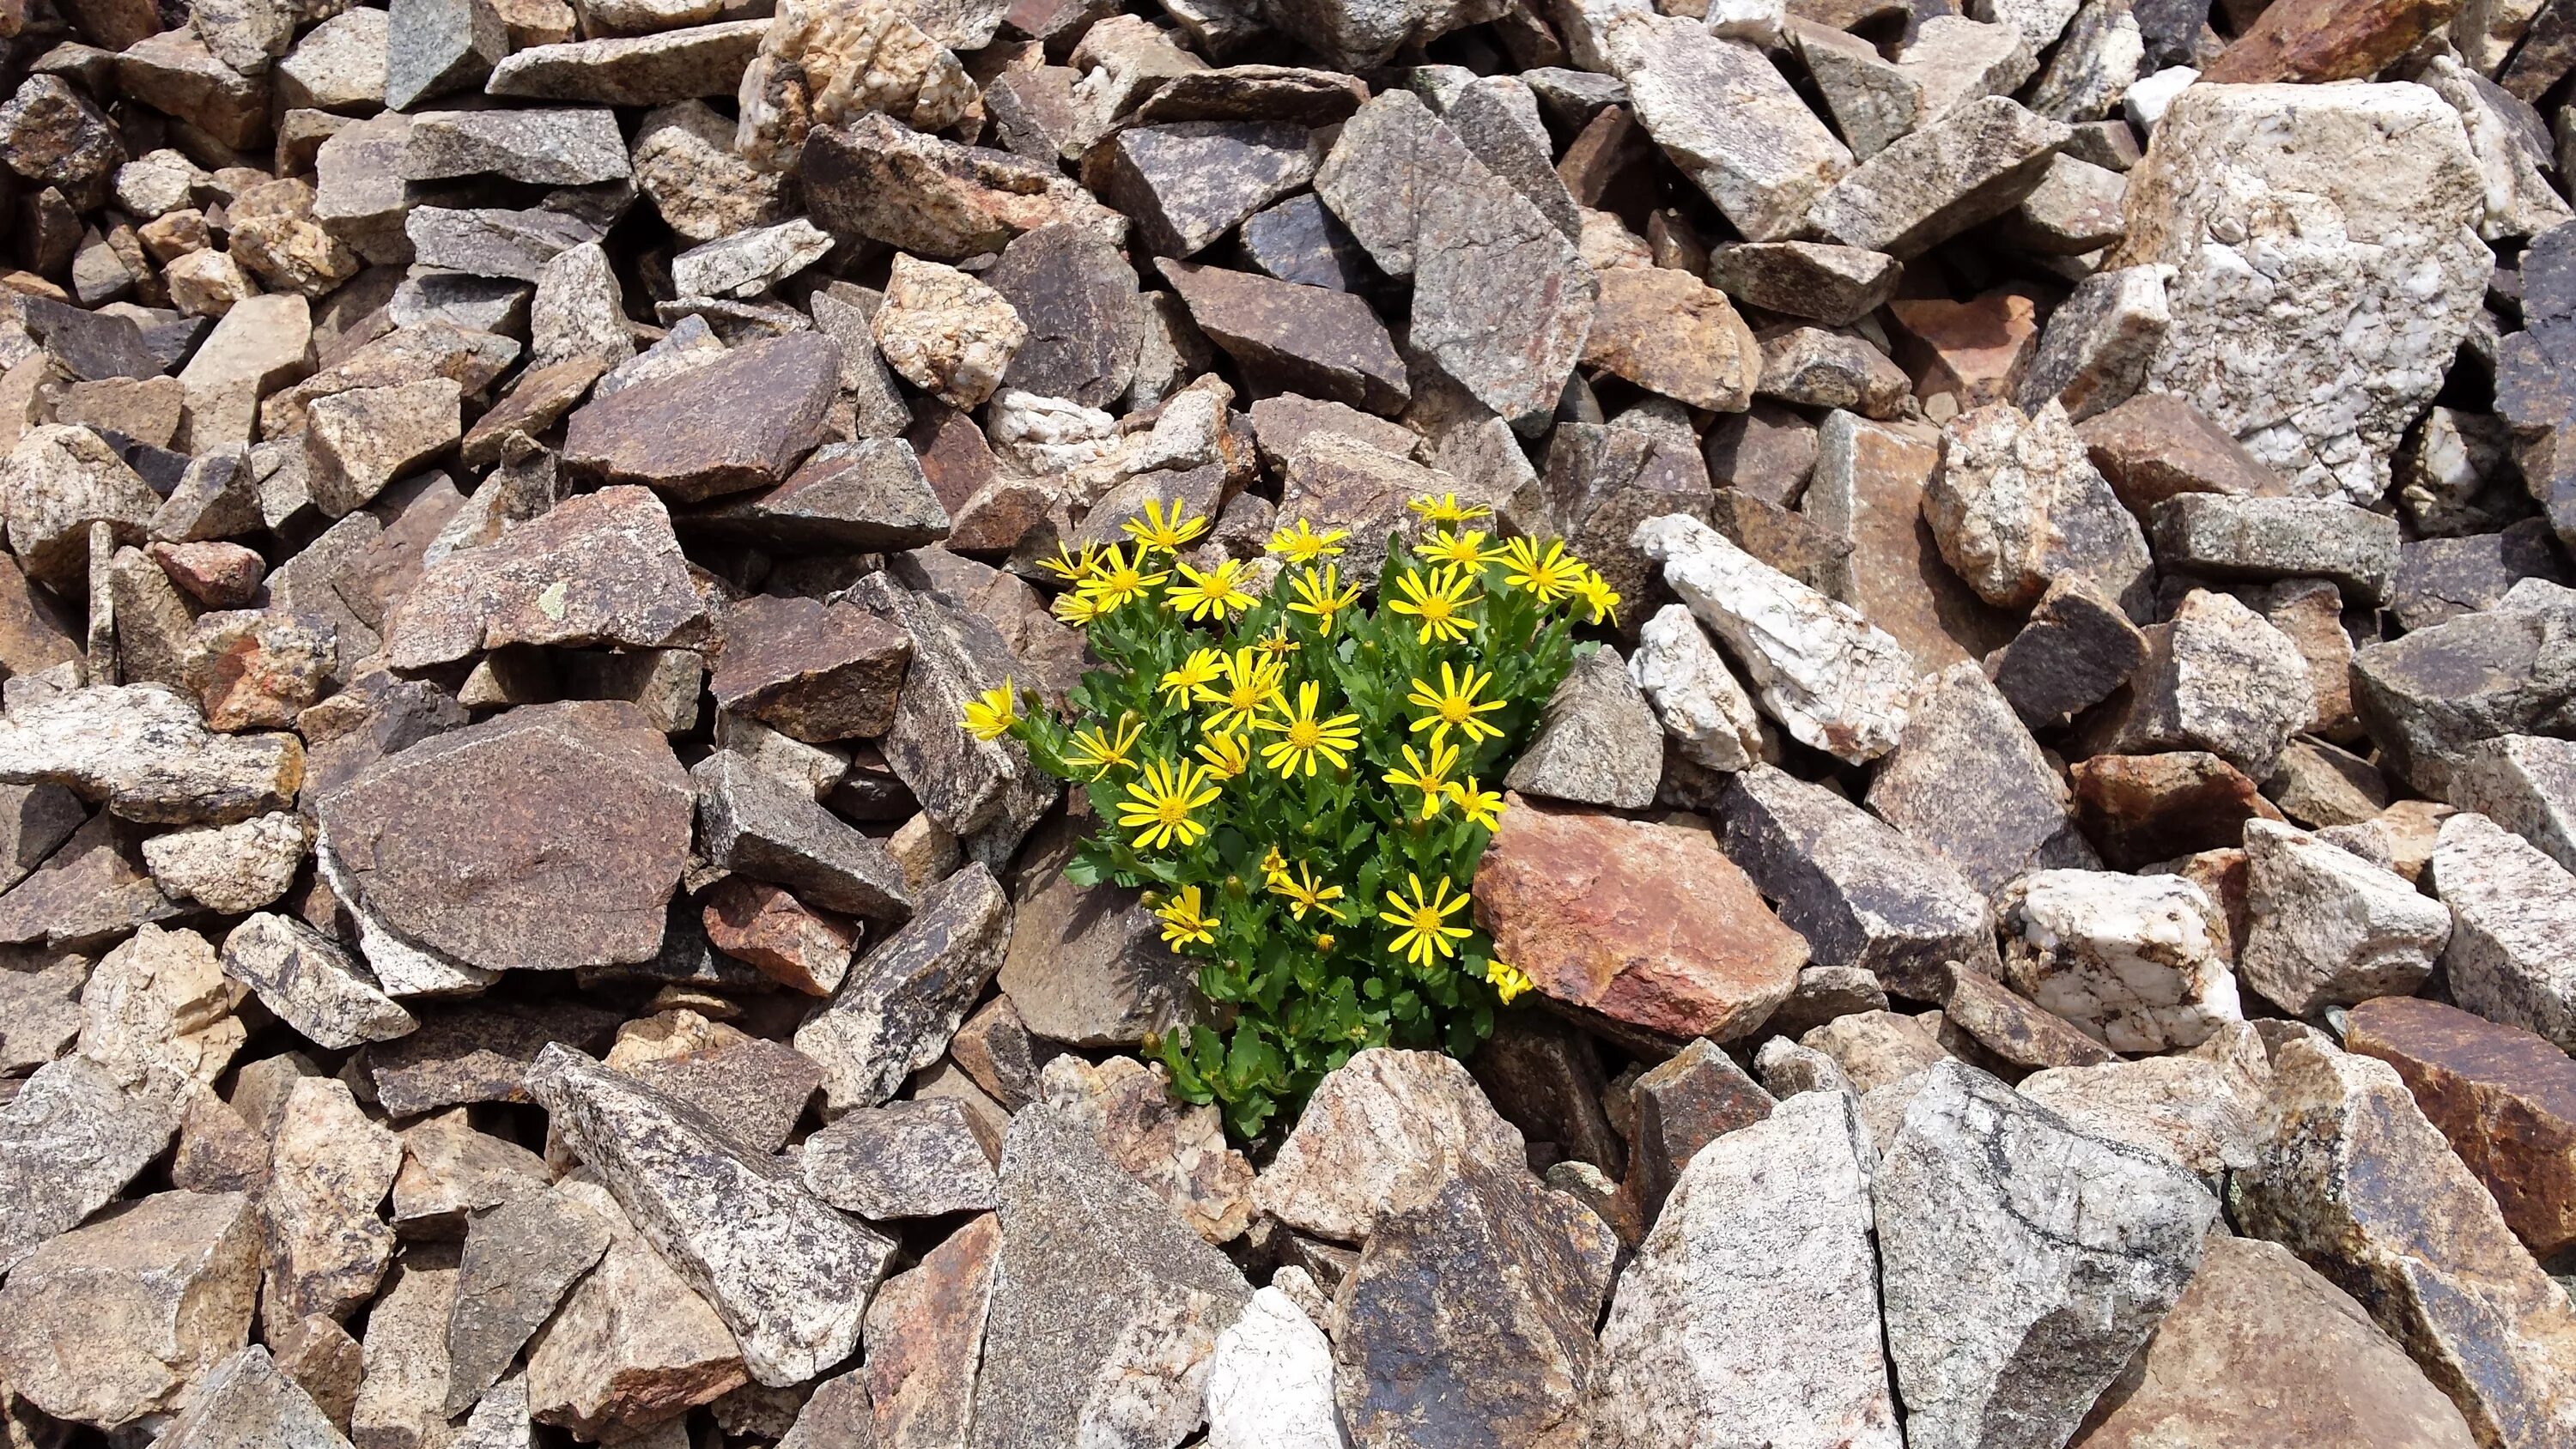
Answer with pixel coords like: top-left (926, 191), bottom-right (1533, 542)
top-left (1468, 1011), bottom-right (1623, 1176)
top-left (702, 876), bottom-right (860, 996)
top-left (1620, 1037), bottom-right (1773, 1231)
top-left (2071, 750), bottom-right (2286, 870)
top-left (1581, 264), bottom-right (1760, 412)
top-left (2347, 995), bottom-right (2576, 1259)
top-left (1044, 1054), bottom-right (1255, 1244)
top-left (804, 111), bottom-right (1126, 261)
top-left (562, 332), bottom-right (838, 502)
top-left (2078, 391), bottom-right (2283, 514)
top-left (524, 1176), bottom-right (747, 1440)
top-left (1941, 962), bottom-right (2116, 1073)
top-left (385, 485), bottom-right (713, 670)
top-left (189, 610), bottom-right (334, 732)
top-left (1802, 409), bottom-right (2014, 673)
top-left (709, 594), bottom-right (912, 743)
top-left (1473, 795), bottom-right (1807, 1048)
top-left (2202, 0), bottom-right (2465, 84)
top-left (459, 355), bottom-right (605, 468)
top-left (2071, 1234), bottom-right (2482, 1449)
top-left (150, 541), bottom-right (264, 608)
top-left (366, 1000), bottom-right (623, 1116)
top-left (1156, 258), bottom-right (1406, 414)
top-left (864, 1213), bottom-right (999, 1449)
top-left (1887, 288), bottom-right (2042, 414)
top-left (1801, 1009), bottom-right (1949, 1094)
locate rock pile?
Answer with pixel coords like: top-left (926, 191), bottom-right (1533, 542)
top-left (2, 0), bottom-right (2576, 1444)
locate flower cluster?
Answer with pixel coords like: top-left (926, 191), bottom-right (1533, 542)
top-left (961, 492), bottom-right (1612, 1136)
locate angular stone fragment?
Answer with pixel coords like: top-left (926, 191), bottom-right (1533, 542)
top-left (2238, 820), bottom-right (2449, 1016)
top-left (633, 100), bottom-right (789, 246)
top-left (349, 1242), bottom-right (463, 1449)
top-left (2083, 589), bottom-right (2312, 780)
top-left (2353, 598), bottom-right (2576, 797)
top-left (847, 571), bottom-right (1056, 862)
top-left (0, 683), bottom-right (303, 826)
top-left (1627, 603), bottom-right (1766, 772)
top-left (795, 864), bottom-right (1010, 1112)
top-left (2153, 494), bottom-right (2397, 602)
top-left (1502, 646), bottom-right (1662, 809)
top-left (1092, 121), bottom-right (1316, 258)
top-left (1867, 660), bottom-right (2095, 891)
top-left (405, 108), bottom-right (629, 187)
top-left (222, 913), bottom-right (414, 1052)
top-left (0, 1055), bottom-right (186, 1275)
top-left (702, 877), bottom-right (857, 996)
top-left (304, 378), bottom-right (462, 519)
top-left (2447, 734), bottom-right (2576, 875)
top-left (1581, 263), bottom-right (1758, 413)
top-left (804, 112), bottom-right (1125, 261)
top-left (1205, 1286), bottom-right (1340, 1449)
top-left (264, 1077), bottom-right (402, 1326)
top-left (1591, 1090), bottom-right (1895, 1449)
top-left (1879, 1061), bottom-right (2218, 1449)
top-left (1928, 398), bottom-right (2150, 615)
top-left (695, 753), bottom-right (908, 921)
top-left (1619, 1036), bottom-right (1776, 1228)
top-left (1942, 964), bottom-right (2116, 1072)
top-left (386, 487), bottom-right (709, 670)
top-left (1042, 1054), bottom-right (1254, 1245)
top-left (1998, 870), bottom-right (2240, 1052)
top-left (1255, 1048), bottom-right (1528, 1245)
top-left (523, 1177), bottom-right (745, 1439)
top-left (1810, 96), bottom-right (2071, 258)
top-left (804, 1097), bottom-right (999, 1219)
top-left (2236, 1038), bottom-right (2576, 1449)
top-left (365, 1001), bottom-right (626, 1112)
top-left (563, 332), bottom-right (838, 502)
top-left (1984, 576), bottom-right (2143, 727)
top-left (528, 1045), bottom-right (894, 1388)
top-left (861, 1211), bottom-right (997, 1449)
top-left (4, 422), bottom-right (161, 588)
top-left (484, 20), bottom-right (770, 105)
top-left (971, 1102), bottom-right (1252, 1448)
top-left (388, 1109), bottom-right (546, 1239)
top-left (155, 1346), bottom-right (353, 1449)
top-left (1157, 258), bottom-right (1405, 415)
top-left (2077, 389), bottom-right (2282, 512)
top-left (1607, 15), bottom-right (1851, 242)
top-left (1706, 241), bottom-right (1901, 327)
top-left (2431, 811), bottom-right (2576, 1053)
top-left (998, 819), bottom-right (1200, 1050)
top-left (1722, 764), bottom-right (1997, 1000)
top-left (1476, 796), bottom-right (1807, 1046)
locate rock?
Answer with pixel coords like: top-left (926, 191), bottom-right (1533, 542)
top-left (1468, 1011), bottom-right (1620, 1174)
top-left (1928, 398), bottom-right (2151, 615)
top-left (633, 100), bottom-right (790, 246)
top-left (221, 913), bottom-right (414, 1051)
top-left (708, 595), bottom-right (910, 744)
top-left (1941, 963), bottom-right (2117, 1072)
top-left (1890, 288), bottom-right (2044, 415)
top-left (1607, 17), bottom-right (1852, 243)
top-left (1705, 240), bottom-right (1902, 326)
top-left (1801, 1009), bottom-right (1948, 1094)
top-left (388, 1109), bottom-right (546, 1239)
top-left (2019, 1038), bottom-right (2266, 1182)
top-left (1865, 660), bottom-right (2097, 892)
top-left (1205, 1287), bottom-right (1342, 1449)
top-left (2429, 811), bottom-right (2576, 1052)
top-left (364, 998), bottom-right (619, 1115)
top-left (2110, 82), bottom-right (2489, 501)
top-left (386, 486), bottom-right (709, 668)
top-left (2070, 749), bottom-right (2279, 869)
top-left (2201, 0), bottom-right (2460, 84)
top-left (526, 243), bottom-right (632, 373)
top-left (1632, 512), bottom-right (1914, 764)
top-left (803, 1097), bottom-right (998, 1218)
top-left (736, 0), bottom-right (976, 168)
top-left (263, 1076), bottom-right (402, 1325)
top-left (1627, 603), bottom-right (1767, 772)
top-left (998, 818), bottom-right (1200, 1048)
top-left (1879, 1061), bottom-right (2219, 1449)
top-left (1758, 327), bottom-right (1910, 418)
top-left (2152, 494), bottom-right (2397, 603)
top-left (793, 863), bottom-right (1010, 1113)
top-left (1809, 96), bottom-right (2071, 258)
top-left (671, 220), bottom-right (834, 301)
top-left (76, 925), bottom-right (246, 1091)
top-left (1091, 121), bottom-right (1316, 259)
top-left (527, 1045), bottom-right (894, 1387)
top-left (404, 108), bottom-right (627, 189)
top-left (564, 332), bottom-right (838, 501)
top-left (1590, 1090), bottom-right (1897, 1449)
top-left (2442, 734), bottom-right (2576, 875)
top-left (2082, 589), bottom-right (2312, 780)
top-left (1801, 409), bottom-right (2014, 674)
top-left (1255, 1048), bottom-right (1528, 1244)
top-left (154, 1346), bottom-right (353, 1449)
top-left (0, 1188), bottom-right (259, 1430)
top-left (696, 752), bottom-right (909, 920)
top-left (1042, 1054), bottom-right (1253, 1244)
top-left (1721, 763), bottom-right (1998, 1001)
top-left (702, 876), bottom-right (859, 995)
top-left (857, 1210), bottom-right (995, 1447)
top-left (2070, 1234), bottom-right (2481, 1449)
top-left (483, 20), bottom-right (770, 106)
top-left (2238, 820), bottom-right (2450, 1016)
top-left (2235, 1038), bottom-right (2576, 1449)
top-left (349, 1242), bottom-right (461, 1449)
top-left (0, 1055), bottom-right (186, 1275)
top-left (971, 1102), bottom-right (1253, 1448)
top-left (523, 1176), bottom-right (746, 1439)
top-left (4, 423), bottom-right (161, 589)
top-left (803, 112), bottom-right (1125, 261)
top-left (1157, 258), bottom-right (1406, 415)
top-left (0, 946), bottom-right (84, 1076)
top-left (1581, 263), bottom-right (1759, 412)
top-left (1997, 870), bottom-right (2241, 1052)
top-left (316, 701), bottom-right (691, 972)
top-left (1331, 1159), bottom-right (1615, 1449)
top-left (386, 0), bottom-right (507, 110)
top-left (2353, 599), bottom-right (2576, 797)
top-left (1619, 1036), bottom-right (1775, 1228)
top-left (1501, 646), bottom-right (1662, 809)
top-left (872, 254), bottom-right (1025, 409)
top-left (304, 378), bottom-right (462, 518)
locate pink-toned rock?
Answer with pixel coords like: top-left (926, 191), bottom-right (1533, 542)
top-left (702, 876), bottom-right (860, 996)
top-left (1473, 795), bottom-right (1807, 1045)
top-left (149, 541), bottom-right (264, 608)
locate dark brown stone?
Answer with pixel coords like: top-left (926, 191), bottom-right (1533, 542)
top-left (864, 1213), bottom-right (999, 1449)
top-left (623, 1036), bottom-right (827, 1155)
top-left (2201, 0), bottom-right (2464, 84)
top-left (981, 223), bottom-right (1144, 409)
top-left (1620, 1037), bottom-right (1773, 1233)
top-left (709, 594), bottom-right (912, 743)
top-left (364, 999), bottom-right (622, 1117)
top-left (562, 332), bottom-right (838, 502)
top-left (1468, 1012), bottom-right (1623, 1178)
top-left (2070, 750), bottom-right (2286, 870)
top-left (1941, 963), bottom-right (2117, 1076)
top-left (2346, 995), bottom-right (2576, 1260)
top-left (459, 355), bottom-right (605, 468)
top-left (2079, 391), bottom-right (2285, 514)
top-left (1155, 258), bottom-right (1406, 414)
top-left (702, 876), bottom-right (860, 996)
top-left (383, 485), bottom-right (714, 670)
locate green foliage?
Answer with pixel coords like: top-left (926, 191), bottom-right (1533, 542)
top-left (964, 499), bottom-right (1613, 1137)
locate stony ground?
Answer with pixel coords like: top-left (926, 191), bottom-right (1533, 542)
top-left (0, 0), bottom-right (2574, 1445)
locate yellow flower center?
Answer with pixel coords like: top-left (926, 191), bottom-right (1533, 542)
top-left (1438, 698), bottom-right (1472, 724)
top-left (1157, 797), bottom-right (1191, 827)
top-left (1417, 595), bottom-right (1454, 623)
top-left (1287, 718), bottom-right (1322, 748)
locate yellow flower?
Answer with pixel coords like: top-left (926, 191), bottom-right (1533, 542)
top-left (1154, 885), bottom-right (1218, 948)
top-left (1255, 625), bottom-right (1302, 658)
top-left (1381, 737), bottom-right (1459, 820)
top-left (1486, 959), bottom-right (1535, 1004)
top-left (960, 676), bottom-right (1020, 741)
top-left (1267, 518), bottom-right (1347, 563)
top-left (1196, 648), bottom-right (1287, 733)
top-left (1407, 492), bottom-right (1491, 524)
top-left (1051, 589), bottom-right (1106, 626)
top-left (1159, 647), bottom-right (1224, 706)
top-left (1449, 775), bottom-right (1504, 830)
top-left (1166, 558), bottom-right (1258, 621)
top-left (1500, 537), bottom-right (1585, 603)
top-left (1572, 567), bottom-right (1621, 626)
top-left (1315, 931), bottom-right (1336, 951)
top-left (1420, 527), bottom-right (1503, 570)
top-left (1286, 564), bottom-right (1363, 635)
top-left (1064, 715), bottom-right (1143, 777)
top-left (1380, 872), bottom-right (1473, 967)
top-left (1195, 729), bottom-right (1252, 780)
top-left (1386, 566), bottom-right (1482, 646)
top-left (1123, 497), bottom-right (1209, 555)
top-left (1259, 845), bottom-right (1289, 882)
top-left (1080, 543), bottom-right (1170, 611)
top-left (1406, 662), bottom-right (1506, 748)
top-left (1036, 541), bottom-right (1104, 585)
top-left (1270, 862), bottom-right (1346, 922)
top-left (1116, 758), bottom-right (1221, 852)
top-left (1255, 680), bottom-right (1361, 777)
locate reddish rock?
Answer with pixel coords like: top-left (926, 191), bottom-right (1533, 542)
top-left (864, 1214), bottom-right (999, 1449)
top-left (562, 333), bottom-right (838, 501)
top-left (190, 610), bottom-right (334, 731)
top-left (1619, 1037), bottom-right (1772, 1235)
top-left (150, 541), bottom-right (264, 608)
top-left (708, 594), bottom-right (912, 743)
top-left (1941, 964), bottom-right (2117, 1074)
top-left (1887, 289), bottom-right (2041, 415)
top-left (2202, 0), bottom-right (2466, 85)
top-left (2071, 751), bottom-right (2286, 870)
top-left (2077, 392), bottom-right (2283, 515)
top-left (702, 876), bottom-right (860, 996)
top-left (2347, 995), bottom-right (2576, 1259)
top-left (1580, 264), bottom-right (1760, 413)
top-left (1473, 795), bottom-right (1807, 1046)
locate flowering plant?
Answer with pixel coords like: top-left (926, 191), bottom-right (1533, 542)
top-left (961, 493), bottom-right (1614, 1137)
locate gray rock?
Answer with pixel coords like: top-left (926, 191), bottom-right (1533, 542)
top-left (2018, 263), bottom-right (2171, 421)
top-left (794, 864), bottom-right (1011, 1113)
top-left (694, 752), bottom-right (910, 920)
top-left (2430, 811), bottom-right (2576, 1052)
top-left (998, 816), bottom-right (1203, 1049)
top-left (1608, 15), bottom-right (1851, 242)
top-left (2151, 494), bottom-right (2400, 602)
top-left (1705, 241), bottom-right (1903, 327)
top-left (384, 0), bottom-right (507, 112)
top-left (1590, 1090), bottom-right (1896, 1449)
top-left (2446, 733), bottom-right (2576, 875)
top-left (2239, 819), bottom-right (2451, 1016)
top-left (404, 108), bottom-right (629, 186)
top-left (671, 219), bottom-right (834, 300)
top-left (220, 913), bottom-right (416, 1051)
top-left (983, 223), bottom-right (1144, 409)
top-left (1095, 121), bottom-right (1318, 258)
top-left (526, 1045), bottom-right (896, 1388)
top-left (1619, 1036), bottom-right (1776, 1228)
top-left (443, 1185), bottom-right (614, 1415)
top-left (1876, 1061), bottom-right (2218, 1449)
top-left (802, 1097), bottom-right (999, 1219)
top-left (1503, 645), bottom-right (1662, 809)
top-left (1721, 763), bottom-right (2000, 1000)
top-left (154, 1346), bottom-right (353, 1449)
top-left (529, 241), bottom-right (634, 373)
top-left (483, 21), bottom-right (770, 106)
top-left (1439, 74), bottom-right (1580, 242)
top-left (2081, 589), bottom-right (2312, 780)
top-left (1255, 1048), bottom-right (1528, 1245)
top-left (1157, 258), bottom-right (1406, 415)
top-left (405, 206), bottom-right (605, 282)
top-left (971, 1101), bottom-right (1253, 1448)
top-left (2017, 1034), bottom-right (2264, 1184)
top-left (1864, 659), bottom-right (2097, 893)
top-left (2353, 597), bottom-right (2576, 796)
top-left (1809, 95), bottom-right (2071, 258)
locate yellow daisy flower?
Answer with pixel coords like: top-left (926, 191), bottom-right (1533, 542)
top-left (1486, 959), bottom-right (1535, 1004)
top-left (1406, 662), bottom-right (1506, 748)
top-left (1115, 757), bottom-right (1221, 852)
top-left (1380, 872), bottom-right (1473, 967)
top-left (1255, 680), bottom-right (1361, 777)
top-left (1270, 862), bottom-right (1346, 922)
top-left (1051, 589), bottom-right (1107, 626)
top-left (1407, 492), bottom-right (1491, 524)
top-left (1154, 885), bottom-right (1218, 948)
top-left (1080, 543), bottom-right (1170, 611)
top-left (1160, 647), bottom-right (1225, 706)
top-left (1064, 715), bottom-right (1143, 777)
top-left (960, 676), bottom-right (1019, 741)
top-left (1572, 567), bottom-right (1621, 627)
top-left (1259, 845), bottom-right (1289, 881)
top-left (1196, 648), bottom-right (1288, 734)
top-left (1255, 625), bottom-right (1302, 658)
top-left (1036, 541), bottom-right (1104, 586)
top-left (1381, 737), bottom-right (1459, 820)
top-left (1166, 558), bottom-right (1258, 621)
top-left (1500, 537), bottom-right (1585, 603)
top-left (1123, 497), bottom-right (1209, 555)
top-left (1449, 775), bottom-right (1504, 830)
top-left (1419, 527), bottom-right (1503, 570)
top-left (1386, 565), bottom-right (1481, 646)
top-left (1195, 729), bottom-right (1252, 780)
top-left (1267, 518), bottom-right (1347, 563)
top-left (1286, 564), bottom-right (1363, 635)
